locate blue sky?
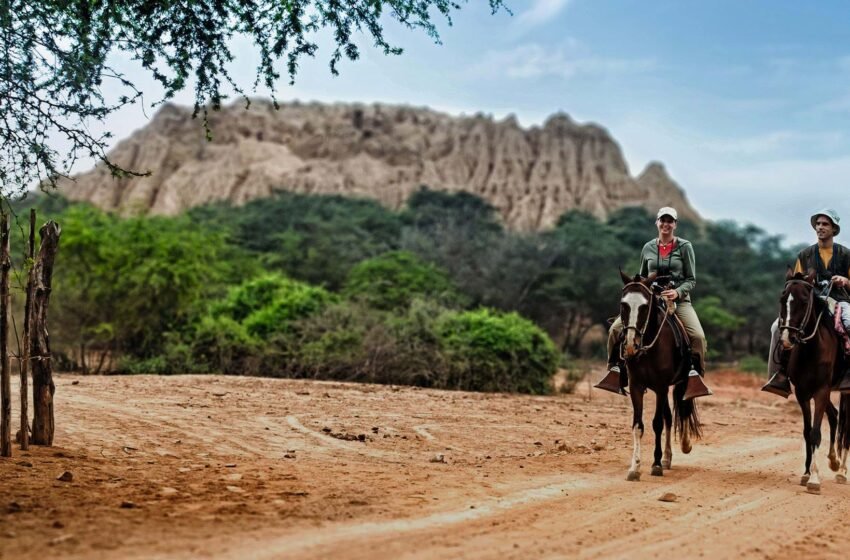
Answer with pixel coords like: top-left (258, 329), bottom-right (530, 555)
top-left (99, 0), bottom-right (850, 246)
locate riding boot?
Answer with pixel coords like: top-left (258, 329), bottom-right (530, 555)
top-left (761, 352), bottom-right (792, 398)
top-left (683, 352), bottom-right (712, 400)
top-left (594, 360), bottom-right (628, 396)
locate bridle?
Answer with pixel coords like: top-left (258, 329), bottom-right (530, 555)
top-left (620, 281), bottom-right (668, 358)
top-left (778, 278), bottom-right (833, 346)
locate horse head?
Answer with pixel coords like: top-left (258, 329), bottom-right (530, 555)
top-left (779, 267), bottom-right (817, 349)
top-left (619, 271), bottom-right (658, 357)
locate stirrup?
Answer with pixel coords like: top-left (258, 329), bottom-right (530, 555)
top-left (594, 366), bottom-right (627, 396)
top-left (683, 370), bottom-right (712, 400)
top-left (761, 372), bottom-right (791, 398)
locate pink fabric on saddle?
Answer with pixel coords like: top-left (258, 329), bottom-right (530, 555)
top-left (833, 304), bottom-right (850, 354)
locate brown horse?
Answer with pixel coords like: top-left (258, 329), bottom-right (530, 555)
top-left (777, 270), bottom-right (846, 493)
top-left (617, 271), bottom-right (702, 481)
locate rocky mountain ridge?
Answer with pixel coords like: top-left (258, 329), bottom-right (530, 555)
top-left (62, 100), bottom-right (700, 230)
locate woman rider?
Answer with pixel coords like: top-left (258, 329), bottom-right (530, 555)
top-left (595, 206), bottom-right (712, 397)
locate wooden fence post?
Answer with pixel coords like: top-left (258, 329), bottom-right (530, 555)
top-left (31, 221), bottom-right (61, 446)
top-left (19, 209), bottom-right (35, 450)
top-left (0, 214), bottom-right (10, 457)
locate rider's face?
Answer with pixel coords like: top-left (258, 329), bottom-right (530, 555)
top-left (815, 216), bottom-right (836, 241)
top-left (656, 216), bottom-right (677, 237)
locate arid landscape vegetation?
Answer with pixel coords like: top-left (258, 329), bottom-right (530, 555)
top-left (3, 2), bottom-right (845, 559)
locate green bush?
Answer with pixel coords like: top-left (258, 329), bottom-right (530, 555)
top-left (437, 308), bottom-right (559, 394)
top-left (287, 299), bottom-right (450, 387)
top-left (190, 315), bottom-right (261, 374)
top-left (213, 274), bottom-right (336, 338)
top-left (344, 251), bottom-right (460, 310)
top-left (738, 355), bottom-right (768, 375)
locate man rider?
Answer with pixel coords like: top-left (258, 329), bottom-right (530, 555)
top-left (762, 209), bottom-right (850, 397)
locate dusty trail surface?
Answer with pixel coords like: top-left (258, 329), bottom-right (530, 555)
top-left (2, 370), bottom-right (849, 559)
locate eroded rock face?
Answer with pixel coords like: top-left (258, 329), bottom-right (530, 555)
top-left (61, 100), bottom-right (700, 230)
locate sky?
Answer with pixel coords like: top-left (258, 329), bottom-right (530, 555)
top-left (94, 0), bottom-right (850, 246)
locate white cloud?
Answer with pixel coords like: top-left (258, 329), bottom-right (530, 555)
top-left (517, 0), bottom-right (571, 28)
top-left (472, 42), bottom-right (655, 81)
top-left (701, 131), bottom-right (844, 157)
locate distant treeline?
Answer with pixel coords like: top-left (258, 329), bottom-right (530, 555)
top-left (15, 189), bottom-right (795, 392)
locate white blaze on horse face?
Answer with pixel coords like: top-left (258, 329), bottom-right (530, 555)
top-left (622, 292), bottom-right (649, 349)
top-left (780, 293), bottom-right (794, 347)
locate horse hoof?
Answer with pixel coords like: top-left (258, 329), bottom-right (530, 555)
top-left (626, 471), bottom-right (641, 482)
top-left (651, 465), bottom-right (663, 477)
top-left (830, 459), bottom-right (841, 472)
top-left (800, 474), bottom-right (810, 486)
top-left (837, 474), bottom-right (847, 485)
top-left (662, 459), bottom-right (672, 470)
top-left (806, 481), bottom-right (821, 494)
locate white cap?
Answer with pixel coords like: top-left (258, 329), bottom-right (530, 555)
top-left (657, 207), bottom-right (678, 221)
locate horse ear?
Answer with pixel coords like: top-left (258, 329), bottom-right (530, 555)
top-left (643, 272), bottom-right (657, 286)
top-left (785, 265), bottom-right (794, 281)
top-left (619, 268), bottom-right (632, 285)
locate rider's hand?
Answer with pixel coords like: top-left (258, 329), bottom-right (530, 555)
top-left (835, 276), bottom-right (849, 289)
top-left (661, 289), bottom-right (679, 301)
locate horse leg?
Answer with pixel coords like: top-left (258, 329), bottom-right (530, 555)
top-left (627, 386), bottom-right (645, 482)
top-left (806, 388), bottom-right (829, 494)
top-left (651, 393), bottom-right (664, 476)
top-left (662, 394), bottom-right (673, 470)
top-left (838, 395), bottom-right (849, 484)
top-left (798, 396), bottom-right (812, 486)
top-left (827, 399), bottom-right (840, 472)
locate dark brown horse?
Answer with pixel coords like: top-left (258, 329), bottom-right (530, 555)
top-left (617, 271), bottom-right (702, 481)
top-left (777, 270), bottom-right (846, 493)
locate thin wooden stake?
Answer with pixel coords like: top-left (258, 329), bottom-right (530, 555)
top-left (19, 209), bottom-right (35, 450)
top-left (31, 221), bottom-right (60, 446)
top-left (0, 214), bottom-right (11, 457)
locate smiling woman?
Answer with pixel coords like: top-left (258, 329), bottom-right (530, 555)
top-left (595, 206), bottom-right (711, 398)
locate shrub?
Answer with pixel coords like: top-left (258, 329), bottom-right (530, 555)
top-left (437, 308), bottom-right (559, 394)
top-left (738, 355), bottom-right (768, 375)
top-left (343, 251), bottom-right (461, 310)
top-left (287, 299), bottom-right (450, 387)
top-left (213, 274), bottom-right (336, 338)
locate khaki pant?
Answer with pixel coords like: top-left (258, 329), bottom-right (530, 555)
top-left (607, 301), bottom-right (707, 371)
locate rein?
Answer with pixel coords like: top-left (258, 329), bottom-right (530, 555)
top-left (778, 278), bottom-right (834, 346)
top-left (620, 281), bottom-right (669, 359)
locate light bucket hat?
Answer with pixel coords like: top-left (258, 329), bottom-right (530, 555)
top-left (811, 208), bottom-right (841, 236)
top-left (657, 207), bottom-right (678, 221)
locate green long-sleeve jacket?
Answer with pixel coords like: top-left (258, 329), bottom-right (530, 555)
top-left (638, 237), bottom-right (697, 302)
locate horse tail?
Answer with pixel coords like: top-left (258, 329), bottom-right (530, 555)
top-left (673, 380), bottom-right (703, 441)
top-left (839, 394), bottom-right (850, 451)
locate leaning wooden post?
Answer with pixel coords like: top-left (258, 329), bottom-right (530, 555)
top-left (0, 214), bottom-right (10, 457)
top-left (19, 209), bottom-right (35, 450)
top-left (31, 221), bottom-right (60, 446)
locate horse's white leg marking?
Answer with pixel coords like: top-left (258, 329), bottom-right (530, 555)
top-left (838, 448), bottom-right (848, 484)
top-left (808, 445), bottom-right (822, 493)
top-left (662, 422), bottom-right (672, 469)
top-left (780, 294), bottom-right (794, 346)
top-left (627, 425), bottom-right (642, 481)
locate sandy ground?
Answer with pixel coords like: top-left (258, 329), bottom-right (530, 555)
top-left (1, 369), bottom-right (849, 560)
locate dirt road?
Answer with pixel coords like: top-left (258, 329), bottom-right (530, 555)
top-left (1, 370), bottom-right (849, 559)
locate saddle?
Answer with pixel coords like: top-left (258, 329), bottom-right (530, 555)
top-left (665, 310), bottom-right (690, 354)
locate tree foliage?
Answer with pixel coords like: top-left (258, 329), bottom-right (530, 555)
top-left (1, 0), bottom-right (507, 196)
top-left (344, 250), bottom-right (460, 310)
top-left (51, 204), bottom-right (238, 371)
